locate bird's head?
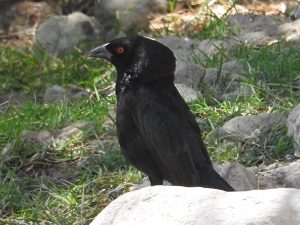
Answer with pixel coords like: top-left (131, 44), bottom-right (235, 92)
top-left (87, 36), bottom-right (176, 85)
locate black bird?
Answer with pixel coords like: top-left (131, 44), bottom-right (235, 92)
top-left (88, 36), bottom-right (234, 191)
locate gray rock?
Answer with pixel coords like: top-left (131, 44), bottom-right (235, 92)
top-left (157, 36), bottom-right (202, 62)
top-left (55, 120), bottom-right (96, 144)
top-left (286, 104), bottom-right (300, 157)
top-left (258, 160), bottom-right (300, 189)
top-left (175, 83), bottom-right (200, 102)
top-left (228, 14), bottom-right (285, 36)
top-left (221, 60), bottom-right (245, 73)
top-left (228, 14), bottom-right (287, 45)
top-left (202, 60), bottom-right (251, 99)
top-left (214, 162), bottom-right (257, 191)
top-left (35, 12), bottom-right (102, 56)
top-left (220, 112), bottom-right (287, 141)
top-left (175, 62), bottom-right (205, 89)
top-left (99, 138), bottom-right (120, 152)
top-left (44, 85), bottom-right (90, 104)
top-left (196, 39), bottom-right (234, 58)
top-left (0, 91), bottom-right (24, 113)
top-left (20, 121), bottom-right (98, 152)
top-left (21, 130), bottom-right (54, 147)
top-left (279, 18), bottom-right (300, 43)
top-left (227, 14), bottom-right (300, 46)
top-left (157, 36), bottom-right (232, 63)
top-left (294, 6), bottom-right (300, 19)
top-left (287, 105), bottom-right (300, 136)
top-left (203, 70), bottom-right (241, 95)
top-left (94, 0), bottom-right (167, 33)
top-left (91, 186), bottom-right (300, 225)
top-left (87, 138), bottom-right (120, 154)
top-left (44, 85), bottom-right (67, 104)
top-left (69, 86), bottom-right (91, 100)
top-left (2, 143), bottom-right (13, 155)
top-left (280, 1), bottom-right (300, 19)
top-left (220, 84), bottom-right (254, 101)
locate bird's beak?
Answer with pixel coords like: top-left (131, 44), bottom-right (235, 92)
top-left (87, 43), bottom-right (112, 61)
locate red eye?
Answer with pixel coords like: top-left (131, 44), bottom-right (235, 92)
top-left (116, 47), bottom-right (125, 55)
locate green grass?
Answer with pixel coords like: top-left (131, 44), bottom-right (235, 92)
top-left (168, 0), bottom-right (177, 13)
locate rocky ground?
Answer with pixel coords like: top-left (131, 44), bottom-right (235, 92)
top-left (1, 0), bottom-right (300, 224)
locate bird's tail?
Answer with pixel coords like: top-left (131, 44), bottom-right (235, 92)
top-left (199, 169), bottom-right (235, 191)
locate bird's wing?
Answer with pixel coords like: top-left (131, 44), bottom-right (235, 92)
top-left (134, 86), bottom-right (212, 186)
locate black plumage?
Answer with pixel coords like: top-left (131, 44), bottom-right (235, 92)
top-left (88, 36), bottom-right (234, 191)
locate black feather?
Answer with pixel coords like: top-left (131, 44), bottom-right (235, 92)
top-left (88, 36), bottom-right (234, 191)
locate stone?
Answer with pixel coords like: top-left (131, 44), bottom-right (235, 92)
top-left (2, 143), bottom-right (13, 156)
top-left (69, 86), bottom-right (91, 100)
top-left (220, 112), bottom-right (287, 141)
top-left (44, 85), bottom-right (67, 104)
top-left (227, 14), bottom-right (287, 45)
top-left (280, 1), bottom-right (300, 18)
top-left (55, 120), bottom-right (96, 143)
top-left (227, 14), bottom-right (300, 46)
top-left (214, 162), bottom-right (257, 191)
top-left (287, 104), bottom-right (300, 136)
top-left (90, 186), bottom-right (300, 225)
top-left (157, 36), bottom-right (231, 63)
top-left (286, 104), bottom-right (300, 157)
top-left (279, 18), bottom-right (300, 43)
top-left (220, 84), bottom-right (253, 100)
top-left (175, 83), bottom-right (200, 102)
top-left (228, 14), bottom-right (285, 36)
top-left (258, 160), bottom-right (300, 189)
top-left (94, 0), bottom-right (167, 33)
top-left (44, 85), bottom-right (91, 104)
top-left (175, 62), bottom-right (205, 90)
top-left (196, 39), bottom-right (233, 58)
top-left (21, 130), bottom-right (54, 147)
top-left (0, 1), bottom-right (54, 33)
top-left (157, 36), bottom-right (202, 62)
top-left (202, 60), bottom-right (250, 99)
top-left (0, 91), bottom-right (24, 113)
top-left (34, 12), bottom-right (102, 56)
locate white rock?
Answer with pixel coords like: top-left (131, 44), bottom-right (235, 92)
top-left (90, 186), bottom-right (300, 225)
